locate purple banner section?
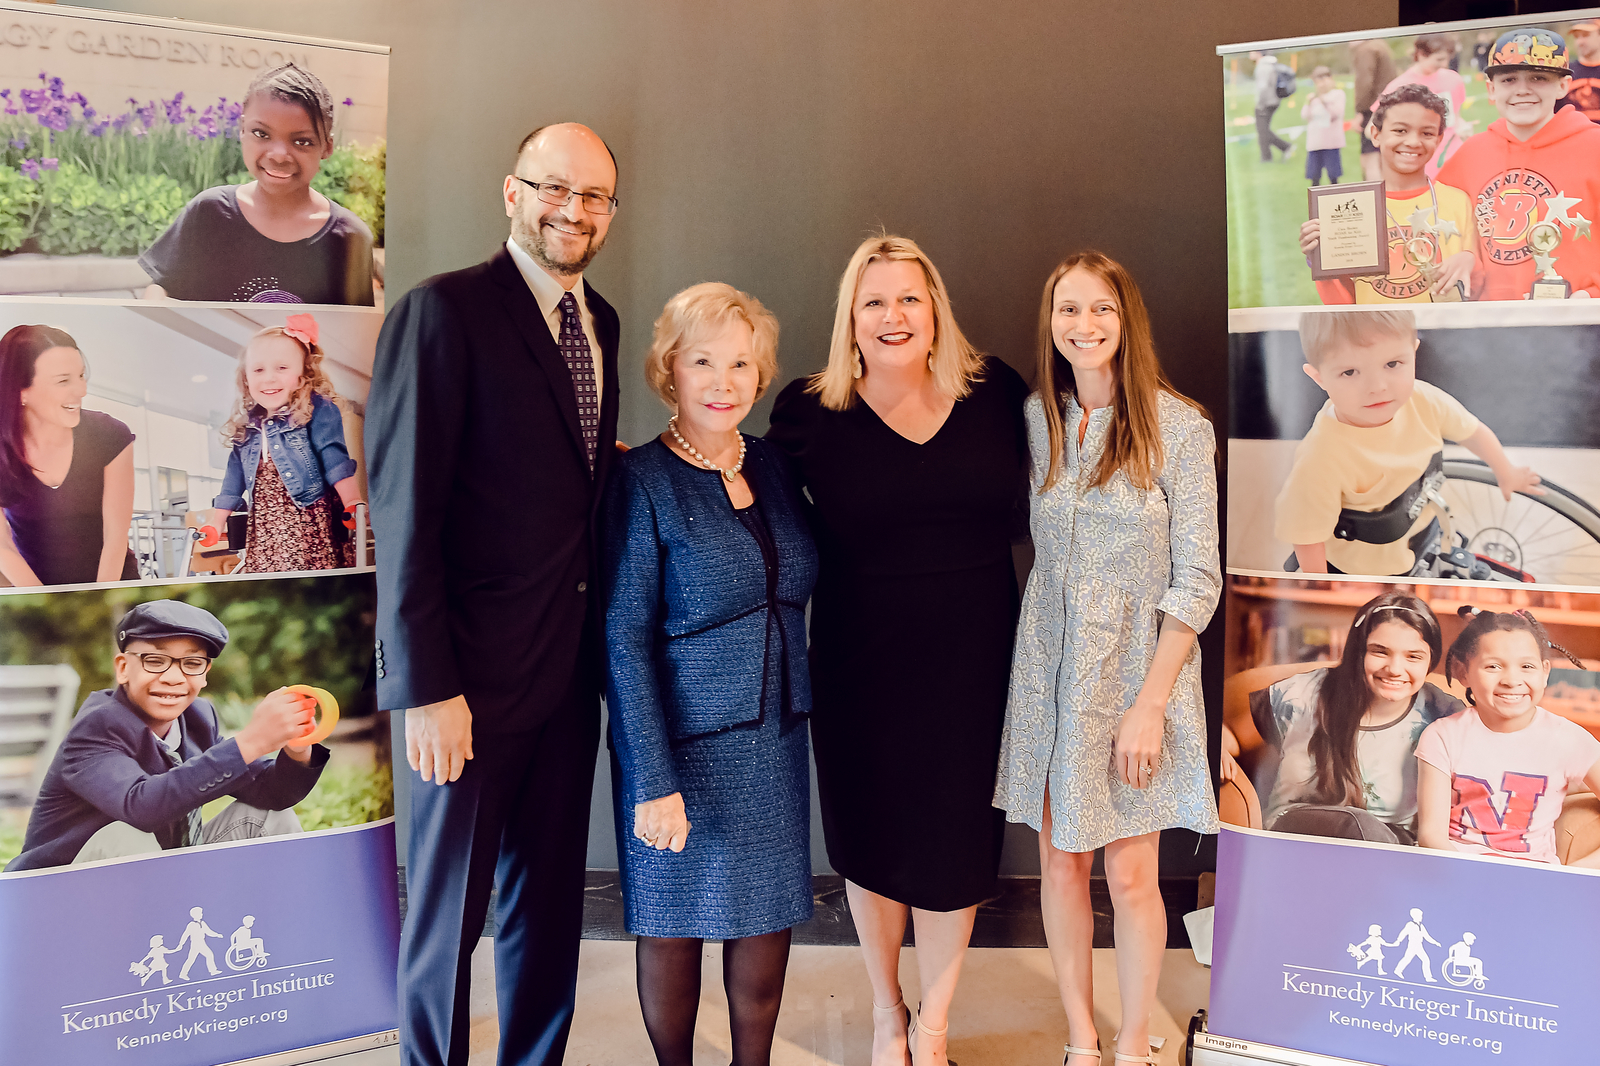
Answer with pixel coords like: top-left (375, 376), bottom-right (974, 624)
top-left (1211, 826), bottom-right (1600, 1063)
top-left (0, 821), bottom-right (398, 1065)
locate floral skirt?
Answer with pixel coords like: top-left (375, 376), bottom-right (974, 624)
top-left (239, 453), bottom-right (354, 574)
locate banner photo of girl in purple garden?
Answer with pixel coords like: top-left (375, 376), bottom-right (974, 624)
top-left (0, 2), bottom-right (387, 306)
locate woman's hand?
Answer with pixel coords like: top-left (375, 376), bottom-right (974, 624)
top-left (1115, 699), bottom-right (1166, 789)
top-left (634, 793), bottom-right (691, 852)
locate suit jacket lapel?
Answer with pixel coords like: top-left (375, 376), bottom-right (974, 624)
top-left (487, 248), bottom-right (587, 465)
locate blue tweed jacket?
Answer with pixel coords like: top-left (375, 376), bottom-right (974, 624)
top-left (601, 436), bottom-right (818, 805)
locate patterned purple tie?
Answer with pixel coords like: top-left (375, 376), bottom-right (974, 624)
top-left (558, 291), bottom-right (598, 472)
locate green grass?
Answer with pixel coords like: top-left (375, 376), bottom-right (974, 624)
top-left (1224, 77), bottom-right (1498, 308)
top-left (0, 763), bottom-right (394, 870)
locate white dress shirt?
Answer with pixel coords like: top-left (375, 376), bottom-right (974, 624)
top-left (505, 237), bottom-right (603, 398)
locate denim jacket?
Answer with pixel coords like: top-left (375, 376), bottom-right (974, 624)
top-left (213, 391), bottom-right (357, 512)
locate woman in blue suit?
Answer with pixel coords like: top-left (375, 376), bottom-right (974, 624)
top-left (602, 282), bottom-right (818, 1066)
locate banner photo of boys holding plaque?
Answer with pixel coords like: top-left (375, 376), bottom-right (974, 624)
top-left (1224, 17), bottom-right (1600, 309)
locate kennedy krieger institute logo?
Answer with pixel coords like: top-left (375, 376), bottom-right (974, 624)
top-left (1275, 900), bottom-right (1557, 1056)
top-left (1346, 908), bottom-right (1488, 990)
top-left (129, 906), bottom-right (273, 987)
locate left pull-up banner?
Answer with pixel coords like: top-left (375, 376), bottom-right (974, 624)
top-left (0, 3), bottom-right (397, 1063)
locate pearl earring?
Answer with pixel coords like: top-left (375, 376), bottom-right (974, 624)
top-left (852, 348), bottom-right (863, 379)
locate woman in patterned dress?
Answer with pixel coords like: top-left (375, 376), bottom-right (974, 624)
top-left (994, 252), bottom-right (1220, 1066)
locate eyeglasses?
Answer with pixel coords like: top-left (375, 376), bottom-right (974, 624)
top-left (511, 176), bottom-right (618, 216)
top-left (131, 653), bottom-right (213, 676)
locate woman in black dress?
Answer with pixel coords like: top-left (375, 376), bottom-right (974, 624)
top-left (0, 325), bottom-right (137, 586)
top-left (767, 236), bottom-right (1028, 1066)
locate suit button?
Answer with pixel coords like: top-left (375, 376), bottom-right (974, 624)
top-left (577, 581), bottom-right (588, 593)
top-left (377, 666), bottom-right (386, 679)
top-left (224, 772), bottom-right (232, 779)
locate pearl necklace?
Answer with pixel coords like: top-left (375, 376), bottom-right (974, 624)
top-left (668, 416), bottom-right (745, 482)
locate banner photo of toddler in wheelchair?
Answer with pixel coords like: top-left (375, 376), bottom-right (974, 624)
top-left (0, 301), bottom-right (377, 588)
top-left (0, 572), bottom-right (388, 874)
top-left (0, 4), bottom-right (387, 305)
top-left (1220, 573), bottom-right (1600, 867)
top-left (1227, 304), bottom-right (1600, 587)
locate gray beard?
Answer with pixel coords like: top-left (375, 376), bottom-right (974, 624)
top-left (512, 211), bottom-right (605, 277)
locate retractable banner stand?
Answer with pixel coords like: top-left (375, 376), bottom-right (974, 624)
top-left (0, 5), bottom-right (396, 1064)
top-left (1203, 9), bottom-right (1600, 1066)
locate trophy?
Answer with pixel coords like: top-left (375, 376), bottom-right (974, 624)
top-left (1405, 205), bottom-right (1463, 302)
top-left (1402, 234), bottom-right (1463, 302)
top-left (1528, 221), bottom-right (1571, 300)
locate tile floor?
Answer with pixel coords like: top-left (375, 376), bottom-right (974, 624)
top-left (331, 939), bottom-right (1210, 1065)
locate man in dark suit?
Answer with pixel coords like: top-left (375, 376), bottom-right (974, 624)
top-left (365, 123), bottom-right (622, 1066)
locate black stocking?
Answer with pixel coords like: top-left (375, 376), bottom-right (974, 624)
top-left (724, 928), bottom-right (793, 1066)
top-left (636, 935), bottom-right (703, 1066)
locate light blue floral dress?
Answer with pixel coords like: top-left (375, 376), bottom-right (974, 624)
top-left (994, 391), bottom-right (1222, 852)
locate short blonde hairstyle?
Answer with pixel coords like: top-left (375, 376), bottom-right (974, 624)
top-left (1298, 309), bottom-right (1417, 368)
top-left (644, 282), bottom-right (780, 408)
top-left (807, 235), bottom-right (985, 411)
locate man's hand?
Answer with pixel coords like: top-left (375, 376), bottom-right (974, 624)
top-left (236, 688), bottom-right (318, 763)
top-left (406, 694), bottom-right (474, 784)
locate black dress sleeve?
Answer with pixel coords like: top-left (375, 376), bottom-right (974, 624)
top-left (764, 377), bottom-right (817, 469)
top-left (983, 359), bottom-right (1033, 544)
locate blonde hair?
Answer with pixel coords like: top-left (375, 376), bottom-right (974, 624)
top-left (806, 235), bottom-right (985, 411)
top-left (644, 282), bottom-right (779, 407)
top-left (222, 327), bottom-right (340, 445)
top-left (1033, 251), bottom-right (1206, 493)
top-left (1298, 309), bottom-right (1417, 368)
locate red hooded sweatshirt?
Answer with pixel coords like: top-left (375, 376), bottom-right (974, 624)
top-left (1436, 106), bottom-right (1600, 300)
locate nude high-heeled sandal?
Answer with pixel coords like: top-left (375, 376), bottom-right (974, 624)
top-left (872, 997), bottom-right (912, 1066)
top-left (908, 1008), bottom-right (958, 1066)
top-left (1062, 1043), bottom-right (1101, 1063)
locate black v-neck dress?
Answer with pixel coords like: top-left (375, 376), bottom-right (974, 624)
top-left (767, 358), bottom-right (1029, 910)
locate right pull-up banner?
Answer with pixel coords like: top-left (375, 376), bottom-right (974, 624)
top-left (1205, 8), bottom-right (1600, 1066)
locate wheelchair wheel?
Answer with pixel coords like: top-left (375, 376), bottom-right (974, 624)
top-left (1440, 460), bottom-right (1600, 586)
top-left (225, 944), bottom-right (254, 972)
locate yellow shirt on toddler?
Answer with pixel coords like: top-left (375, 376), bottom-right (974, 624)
top-left (1274, 380), bottom-right (1479, 576)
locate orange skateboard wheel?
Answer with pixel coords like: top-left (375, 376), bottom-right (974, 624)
top-left (284, 684), bottom-right (339, 747)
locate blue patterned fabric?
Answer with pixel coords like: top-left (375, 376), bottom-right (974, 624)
top-left (601, 436), bottom-right (818, 938)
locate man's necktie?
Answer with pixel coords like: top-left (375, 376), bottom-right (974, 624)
top-left (161, 737), bottom-right (205, 849)
top-left (558, 291), bottom-right (599, 473)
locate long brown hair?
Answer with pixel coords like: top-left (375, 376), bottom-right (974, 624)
top-left (0, 324), bottom-right (81, 503)
top-left (1307, 591), bottom-right (1442, 808)
top-left (1033, 251), bottom-right (1203, 493)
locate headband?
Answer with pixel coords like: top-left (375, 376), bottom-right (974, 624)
top-left (1355, 603), bottom-right (1437, 635)
top-left (282, 313), bottom-right (319, 349)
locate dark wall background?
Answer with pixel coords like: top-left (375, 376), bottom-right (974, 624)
top-left (84, 0), bottom-right (1397, 876)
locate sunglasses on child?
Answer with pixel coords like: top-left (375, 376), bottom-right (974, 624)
top-left (129, 653), bottom-right (213, 677)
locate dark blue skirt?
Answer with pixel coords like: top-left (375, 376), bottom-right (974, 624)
top-left (611, 663), bottom-right (813, 939)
